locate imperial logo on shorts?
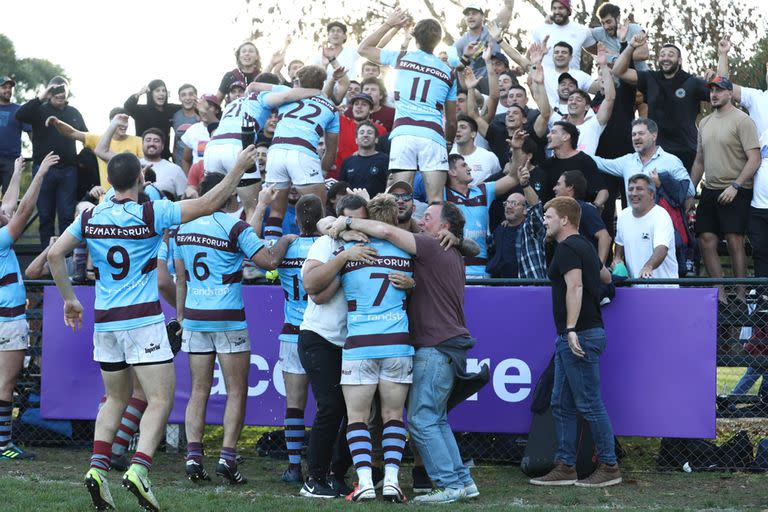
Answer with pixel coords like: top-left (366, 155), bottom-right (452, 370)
top-left (144, 343), bottom-right (161, 354)
top-left (0, 338), bottom-right (9, 345)
top-left (233, 336), bottom-right (247, 345)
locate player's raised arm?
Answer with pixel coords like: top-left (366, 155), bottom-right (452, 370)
top-left (178, 146), bottom-right (256, 223)
top-left (358, 9), bottom-right (411, 64)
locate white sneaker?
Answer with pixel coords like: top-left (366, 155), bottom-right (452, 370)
top-left (382, 482), bottom-right (407, 503)
top-left (463, 482), bottom-right (480, 498)
top-left (413, 487), bottom-right (462, 504)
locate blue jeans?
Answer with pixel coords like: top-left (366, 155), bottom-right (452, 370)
top-left (732, 366), bottom-right (768, 395)
top-left (407, 346), bottom-right (473, 490)
top-left (551, 327), bottom-right (617, 466)
top-left (34, 164), bottom-right (77, 247)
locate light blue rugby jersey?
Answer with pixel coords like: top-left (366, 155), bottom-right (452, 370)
top-left (444, 182), bottom-right (496, 277)
top-left (67, 197), bottom-right (182, 332)
top-left (175, 211), bottom-right (264, 332)
top-left (339, 238), bottom-right (414, 361)
top-left (277, 235), bottom-right (319, 343)
top-left (0, 226), bottom-right (26, 322)
top-left (379, 49), bottom-right (458, 146)
top-left (269, 91), bottom-right (339, 158)
top-left (207, 90), bottom-right (276, 148)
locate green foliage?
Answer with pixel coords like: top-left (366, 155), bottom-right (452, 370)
top-left (0, 32), bottom-right (67, 103)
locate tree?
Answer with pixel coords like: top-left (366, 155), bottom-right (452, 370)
top-left (0, 34), bottom-right (67, 103)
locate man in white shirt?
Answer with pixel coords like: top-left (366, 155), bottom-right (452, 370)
top-left (312, 21), bottom-right (359, 80)
top-left (750, 131), bottom-right (768, 279)
top-left (298, 195), bottom-right (372, 499)
top-left (555, 45), bottom-right (614, 156)
top-left (180, 95), bottom-right (220, 174)
top-left (140, 129), bottom-right (187, 199)
top-left (718, 36), bottom-right (768, 134)
top-left (532, 0), bottom-right (596, 70)
top-left (614, 174), bottom-right (678, 283)
top-left (451, 114), bottom-right (502, 185)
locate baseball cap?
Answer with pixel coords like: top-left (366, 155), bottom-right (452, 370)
top-left (491, 52), bottom-right (509, 66)
top-left (552, 0), bottom-right (572, 13)
top-left (463, 2), bottom-right (485, 14)
top-left (707, 76), bottom-right (733, 91)
top-left (350, 93), bottom-right (374, 107)
top-left (558, 72), bottom-right (578, 84)
top-left (201, 94), bottom-right (221, 108)
top-left (229, 80), bottom-right (246, 91)
top-left (0, 76), bottom-right (15, 87)
top-left (327, 21), bottom-right (347, 33)
top-left (386, 180), bottom-right (414, 195)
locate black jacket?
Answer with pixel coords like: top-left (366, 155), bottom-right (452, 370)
top-left (16, 98), bottom-right (87, 166)
top-left (435, 336), bottom-right (491, 410)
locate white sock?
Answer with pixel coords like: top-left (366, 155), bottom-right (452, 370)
top-left (384, 466), bottom-right (399, 486)
top-left (357, 467), bottom-right (373, 488)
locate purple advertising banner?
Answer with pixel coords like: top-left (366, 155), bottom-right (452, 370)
top-left (41, 285), bottom-right (717, 438)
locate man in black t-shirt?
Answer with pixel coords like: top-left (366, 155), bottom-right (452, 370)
top-left (340, 121), bottom-right (389, 197)
top-left (530, 197), bottom-right (621, 488)
top-left (533, 121), bottom-right (607, 206)
top-left (612, 33), bottom-right (709, 171)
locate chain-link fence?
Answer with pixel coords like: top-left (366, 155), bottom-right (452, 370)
top-left (11, 279), bottom-right (768, 472)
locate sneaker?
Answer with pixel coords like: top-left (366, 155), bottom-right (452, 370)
top-left (185, 459), bottom-right (211, 482)
top-left (382, 482), bottom-right (408, 503)
top-left (299, 476), bottom-right (337, 498)
top-left (84, 468), bottom-right (115, 511)
top-left (411, 465), bottom-right (432, 494)
top-left (122, 467), bottom-right (160, 512)
top-left (216, 459), bottom-right (247, 485)
top-left (281, 465), bottom-right (303, 483)
top-left (412, 487), bottom-right (462, 504)
top-left (574, 463), bottom-right (622, 488)
top-left (529, 462), bottom-right (578, 486)
top-left (110, 452), bottom-right (130, 471)
top-left (329, 474), bottom-right (352, 497)
top-left (345, 483), bottom-right (376, 502)
top-left (0, 443), bottom-right (35, 460)
top-left (463, 482), bottom-right (480, 499)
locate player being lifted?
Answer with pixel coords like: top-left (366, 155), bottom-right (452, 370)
top-left (204, 73), bottom-right (323, 220)
top-left (263, 65), bottom-right (340, 241)
top-left (358, 9), bottom-right (458, 203)
top-left (47, 147), bottom-right (259, 512)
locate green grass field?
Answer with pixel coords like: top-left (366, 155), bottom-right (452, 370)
top-left (1, 446), bottom-right (767, 512)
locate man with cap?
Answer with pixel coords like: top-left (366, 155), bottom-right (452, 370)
top-left (180, 94), bottom-right (222, 175)
top-left (453, 1), bottom-right (513, 95)
top-left (312, 21), bottom-right (360, 80)
top-left (335, 92), bottom-right (388, 173)
top-left (612, 32), bottom-right (710, 171)
top-left (691, 76), bottom-right (760, 301)
top-left (16, 76), bottom-right (87, 247)
top-left (228, 81), bottom-right (247, 102)
top-left (532, 0), bottom-right (596, 70)
top-left (0, 76), bottom-right (31, 193)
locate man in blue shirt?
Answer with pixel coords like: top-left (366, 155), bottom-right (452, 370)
top-left (0, 77), bottom-right (30, 193)
top-left (0, 151), bottom-right (59, 462)
top-left (264, 65), bottom-right (339, 240)
top-left (175, 173), bottom-right (294, 486)
top-left (358, 10), bottom-right (458, 204)
top-left (275, 194), bottom-right (324, 483)
top-left (47, 146), bottom-right (260, 512)
top-left (445, 154), bottom-right (520, 277)
top-left (338, 194), bottom-right (414, 503)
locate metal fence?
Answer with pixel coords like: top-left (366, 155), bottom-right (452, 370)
top-left (11, 278), bottom-right (768, 472)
